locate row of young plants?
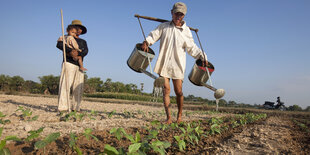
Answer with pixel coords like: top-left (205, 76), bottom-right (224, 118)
top-left (103, 113), bottom-right (267, 154)
top-left (292, 119), bottom-right (309, 133)
top-left (0, 126), bottom-right (99, 155)
top-left (1, 105), bottom-right (267, 154)
top-left (1, 107), bottom-right (100, 155)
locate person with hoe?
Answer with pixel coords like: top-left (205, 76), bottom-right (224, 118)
top-left (141, 2), bottom-right (208, 124)
top-left (57, 20), bottom-right (88, 112)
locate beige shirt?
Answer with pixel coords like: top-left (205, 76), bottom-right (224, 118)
top-left (57, 35), bottom-right (81, 52)
top-left (145, 21), bottom-right (207, 80)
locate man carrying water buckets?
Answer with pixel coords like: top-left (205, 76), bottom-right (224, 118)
top-left (141, 2), bottom-right (208, 124)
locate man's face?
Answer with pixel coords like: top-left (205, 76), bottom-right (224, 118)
top-left (172, 12), bottom-right (185, 26)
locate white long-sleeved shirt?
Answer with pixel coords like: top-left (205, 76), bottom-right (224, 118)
top-left (146, 21), bottom-right (207, 80)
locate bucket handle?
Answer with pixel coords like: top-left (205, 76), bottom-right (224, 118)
top-left (194, 31), bottom-right (213, 87)
top-left (137, 16), bottom-right (153, 74)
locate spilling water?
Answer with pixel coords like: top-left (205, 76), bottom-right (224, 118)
top-left (216, 99), bottom-right (219, 111)
top-left (152, 86), bottom-right (163, 102)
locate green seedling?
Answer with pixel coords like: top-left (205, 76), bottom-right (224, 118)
top-left (179, 123), bottom-right (199, 145)
top-left (209, 123), bottom-right (221, 135)
top-left (25, 127), bottom-right (44, 142)
top-left (83, 128), bottom-right (98, 141)
top-left (174, 135), bottom-right (186, 151)
top-left (63, 111), bottom-right (86, 122)
top-left (102, 144), bottom-right (126, 155)
top-left (108, 110), bottom-right (116, 119)
top-left (0, 127), bottom-right (22, 155)
top-left (88, 110), bottom-right (98, 120)
top-left (0, 112), bottom-right (11, 125)
top-left (128, 143), bottom-right (141, 154)
top-left (69, 132), bottom-right (82, 155)
top-left (293, 120), bottom-right (309, 133)
top-left (123, 110), bottom-right (134, 119)
top-left (34, 132), bottom-right (60, 150)
top-left (147, 129), bottom-right (158, 140)
top-left (15, 106), bottom-right (38, 122)
top-left (150, 140), bottom-right (171, 155)
top-left (110, 127), bottom-right (126, 141)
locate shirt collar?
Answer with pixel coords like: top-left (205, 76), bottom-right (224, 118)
top-left (170, 21), bottom-right (187, 31)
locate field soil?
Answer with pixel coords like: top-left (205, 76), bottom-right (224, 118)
top-left (0, 94), bottom-right (309, 154)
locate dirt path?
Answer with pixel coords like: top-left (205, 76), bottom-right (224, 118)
top-left (215, 116), bottom-right (307, 154)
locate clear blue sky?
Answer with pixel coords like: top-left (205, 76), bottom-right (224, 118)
top-left (0, 0), bottom-right (309, 108)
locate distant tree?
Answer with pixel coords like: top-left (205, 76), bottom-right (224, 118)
top-left (218, 99), bottom-right (227, 106)
top-left (9, 76), bottom-right (25, 91)
top-left (103, 78), bottom-right (112, 92)
top-left (288, 104), bottom-right (303, 111)
top-left (111, 81), bottom-right (124, 92)
top-left (140, 83), bottom-right (144, 93)
top-left (86, 77), bottom-right (103, 93)
top-left (39, 75), bottom-right (60, 95)
top-left (129, 83), bottom-right (138, 93)
top-left (0, 74), bottom-right (10, 91)
top-left (22, 80), bottom-right (42, 94)
top-left (305, 106), bottom-right (310, 112)
top-left (228, 101), bottom-right (237, 105)
top-left (186, 94), bottom-right (195, 101)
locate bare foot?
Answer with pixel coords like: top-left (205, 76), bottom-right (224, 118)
top-left (80, 67), bottom-right (87, 71)
top-left (176, 118), bottom-right (183, 124)
top-left (164, 119), bottom-right (172, 125)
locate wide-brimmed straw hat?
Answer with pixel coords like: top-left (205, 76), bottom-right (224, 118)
top-left (70, 20), bottom-right (87, 34)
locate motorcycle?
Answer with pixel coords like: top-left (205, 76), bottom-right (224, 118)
top-left (263, 101), bottom-right (286, 111)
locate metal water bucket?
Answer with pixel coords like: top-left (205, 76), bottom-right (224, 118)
top-left (188, 59), bottom-right (215, 86)
top-left (127, 43), bottom-right (155, 73)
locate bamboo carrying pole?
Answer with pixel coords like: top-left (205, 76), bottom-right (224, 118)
top-left (60, 9), bottom-right (71, 112)
top-left (134, 14), bottom-right (199, 32)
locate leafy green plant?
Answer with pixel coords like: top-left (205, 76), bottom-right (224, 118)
top-left (123, 110), bottom-right (134, 119)
top-left (110, 127), bottom-right (126, 141)
top-left (108, 110), bottom-right (116, 119)
top-left (174, 135), bottom-right (186, 151)
top-left (25, 127), bottom-right (44, 142)
top-left (88, 110), bottom-right (98, 120)
top-left (15, 106), bottom-right (39, 121)
top-left (102, 144), bottom-right (125, 155)
top-left (77, 112), bottom-right (86, 121)
top-left (0, 127), bottom-right (21, 155)
top-left (208, 118), bottom-right (222, 135)
top-left (193, 121), bottom-right (205, 138)
top-left (69, 132), bottom-right (82, 155)
top-left (0, 112), bottom-right (11, 125)
top-left (83, 128), bottom-right (98, 141)
top-left (150, 140), bottom-right (171, 155)
top-left (231, 120), bottom-right (240, 128)
top-left (34, 132), bottom-right (60, 150)
top-left (293, 120), bottom-right (309, 133)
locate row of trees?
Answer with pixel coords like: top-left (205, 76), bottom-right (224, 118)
top-left (0, 74), bottom-right (141, 95)
top-left (0, 74), bottom-right (309, 112)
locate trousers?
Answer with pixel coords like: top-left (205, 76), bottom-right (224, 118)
top-left (58, 62), bottom-right (84, 111)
